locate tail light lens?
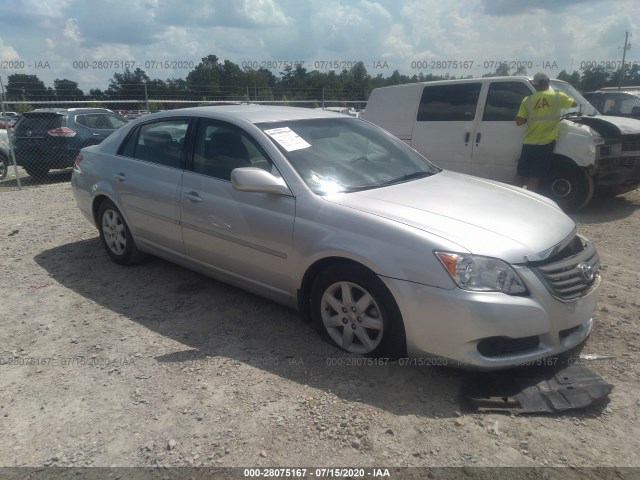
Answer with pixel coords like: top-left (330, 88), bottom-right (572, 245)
top-left (48, 127), bottom-right (76, 137)
top-left (73, 153), bottom-right (83, 169)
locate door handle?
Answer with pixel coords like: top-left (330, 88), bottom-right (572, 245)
top-left (183, 191), bottom-right (203, 203)
top-left (113, 172), bottom-right (127, 182)
top-left (464, 132), bottom-right (470, 144)
top-left (475, 132), bottom-right (481, 144)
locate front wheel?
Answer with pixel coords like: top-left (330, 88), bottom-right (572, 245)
top-left (543, 163), bottom-right (594, 211)
top-left (97, 200), bottom-right (144, 265)
top-left (310, 264), bottom-right (406, 359)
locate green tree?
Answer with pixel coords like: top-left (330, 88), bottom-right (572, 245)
top-left (5, 74), bottom-right (49, 100)
top-left (556, 70), bottom-right (581, 89)
top-left (186, 55), bottom-right (222, 99)
top-left (106, 68), bottom-right (150, 100)
top-left (580, 66), bottom-right (614, 91)
top-left (53, 79), bottom-right (84, 99)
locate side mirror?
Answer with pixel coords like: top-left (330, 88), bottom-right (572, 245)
top-left (231, 167), bottom-right (291, 195)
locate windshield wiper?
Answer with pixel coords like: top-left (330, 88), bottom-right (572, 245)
top-left (379, 171), bottom-right (435, 186)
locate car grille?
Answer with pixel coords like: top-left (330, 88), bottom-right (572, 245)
top-left (599, 156), bottom-right (640, 167)
top-left (477, 335), bottom-right (540, 357)
top-left (532, 237), bottom-right (600, 302)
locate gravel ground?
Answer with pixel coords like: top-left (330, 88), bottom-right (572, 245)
top-left (0, 176), bottom-right (639, 471)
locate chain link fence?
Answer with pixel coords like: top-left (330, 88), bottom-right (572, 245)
top-left (0, 98), bottom-right (366, 190)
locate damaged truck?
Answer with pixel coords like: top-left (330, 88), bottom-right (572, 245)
top-left (362, 76), bottom-right (640, 210)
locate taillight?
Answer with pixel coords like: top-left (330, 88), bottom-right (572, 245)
top-left (48, 127), bottom-right (76, 137)
top-left (73, 153), bottom-right (83, 169)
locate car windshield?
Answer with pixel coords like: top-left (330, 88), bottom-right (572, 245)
top-left (257, 117), bottom-right (439, 194)
top-left (550, 80), bottom-right (599, 116)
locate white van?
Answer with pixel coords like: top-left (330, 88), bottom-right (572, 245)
top-left (362, 76), bottom-right (640, 210)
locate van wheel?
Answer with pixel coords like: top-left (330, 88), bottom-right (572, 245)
top-left (543, 163), bottom-right (594, 211)
top-left (310, 264), bottom-right (406, 359)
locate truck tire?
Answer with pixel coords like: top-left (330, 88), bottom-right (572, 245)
top-left (543, 162), bottom-right (595, 211)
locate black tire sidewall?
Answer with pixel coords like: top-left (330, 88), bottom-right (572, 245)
top-left (544, 164), bottom-right (593, 211)
top-left (23, 166), bottom-right (49, 179)
top-left (310, 264), bottom-right (406, 359)
top-left (97, 200), bottom-right (138, 265)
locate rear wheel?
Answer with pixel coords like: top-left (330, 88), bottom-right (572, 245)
top-left (543, 162), bottom-right (594, 211)
top-left (23, 166), bottom-right (50, 179)
top-left (310, 264), bottom-right (406, 359)
top-left (97, 199), bottom-right (144, 265)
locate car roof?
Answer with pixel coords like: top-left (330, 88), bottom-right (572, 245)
top-left (143, 105), bottom-right (351, 124)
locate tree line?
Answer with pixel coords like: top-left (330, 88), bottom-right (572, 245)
top-left (3, 54), bottom-right (640, 109)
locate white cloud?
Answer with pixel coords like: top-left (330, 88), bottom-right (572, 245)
top-left (0, 0), bottom-right (639, 90)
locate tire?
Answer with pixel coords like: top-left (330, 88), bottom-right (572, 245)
top-left (97, 199), bottom-right (144, 265)
top-left (23, 165), bottom-right (50, 179)
top-left (543, 162), bottom-right (594, 211)
top-left (310, 264), bottom-right (406, 359)
top-left (0, 157), bottom-right (7, 181)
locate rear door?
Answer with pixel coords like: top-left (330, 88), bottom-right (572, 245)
top-left (410, 82), bottom-right (482, 173)
top-left (471, 80), bottom-right (532, 181)
top-left (112, 118), bottom-right (190, 254)
top-left (73, 112), bottom-right (126, 145)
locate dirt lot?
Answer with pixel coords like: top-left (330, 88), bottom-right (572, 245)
top-left (0, 176), bottom-right (639, 472)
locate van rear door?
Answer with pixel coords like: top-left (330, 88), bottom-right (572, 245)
top-left (410, 82), bottom-right (482, 173)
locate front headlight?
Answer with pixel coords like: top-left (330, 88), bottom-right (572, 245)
top-left (435, 252), bottom-right (527, 295)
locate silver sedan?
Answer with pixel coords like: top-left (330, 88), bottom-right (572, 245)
top-left (71, 105), bottom-right (601, 369)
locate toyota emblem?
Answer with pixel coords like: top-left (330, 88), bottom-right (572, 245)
top-left (26, 130), bottom-right (32, 136)
top-left (578, 262), bottom-right (595, 282)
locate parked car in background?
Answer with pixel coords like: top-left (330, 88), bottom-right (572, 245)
top-left (583, 89), bottom-right (640, 119)
top-left (362, 76), bottom-right (640, 210)
top-left (0, 129), bottom-right (10, 180)
top-left (0, 115), bottom-right (19, 129)
top-left (71, 105), bottom-right (600, 369)
top-left (11, 108), bottom-right (126, 179)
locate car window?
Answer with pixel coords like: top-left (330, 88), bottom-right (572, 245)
top-left (482, 82), bottom-right (532, 121)
top-left (192, 120), bottom-right (273, 180)
top-left (75, 113), bottom-right (126, 129)
top-left (602, 93), bottom-right (640, 115)
top-left (16, 113), bottom-right (64, 133)
top-left (118, 119), bottom-right (189, 168)
top-left (258, 117), bottom-right (439, 194)
top-left (417, 83), bottom-right (482, 121)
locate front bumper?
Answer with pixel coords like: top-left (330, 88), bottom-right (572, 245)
top-left (382, 267), bottom-right (601, 370)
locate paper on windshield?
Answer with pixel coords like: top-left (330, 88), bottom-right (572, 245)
top-left (264, 127), bottom-right (311, 152)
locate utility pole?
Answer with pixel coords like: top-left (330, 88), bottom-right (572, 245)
top-left (618, 30), bottom-right (631, 90)
top-left (143, 80), bottom-right (149, 111)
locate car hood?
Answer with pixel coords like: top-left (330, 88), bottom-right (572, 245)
top-left (575, 114), bottom-right (640, 136)
top-left (326, 171), bottom-right (575, 263)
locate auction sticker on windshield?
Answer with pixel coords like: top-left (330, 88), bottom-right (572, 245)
top-left (264, 127), bottom-right (311, 151)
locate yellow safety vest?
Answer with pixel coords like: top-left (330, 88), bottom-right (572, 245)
top-left (517, 90), bottom-right (574, 145)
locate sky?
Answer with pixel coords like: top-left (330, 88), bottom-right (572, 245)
top-left (0, 0), bottom-right (638, 92)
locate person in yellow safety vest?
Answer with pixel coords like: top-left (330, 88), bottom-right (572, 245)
top-left (514, 72), bottom-right (577, 192)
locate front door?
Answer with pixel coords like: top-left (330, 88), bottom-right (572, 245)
top-left (471, 80), bottom-right (533, 182)
top-left (180, 119), bottom-right (296, 298)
